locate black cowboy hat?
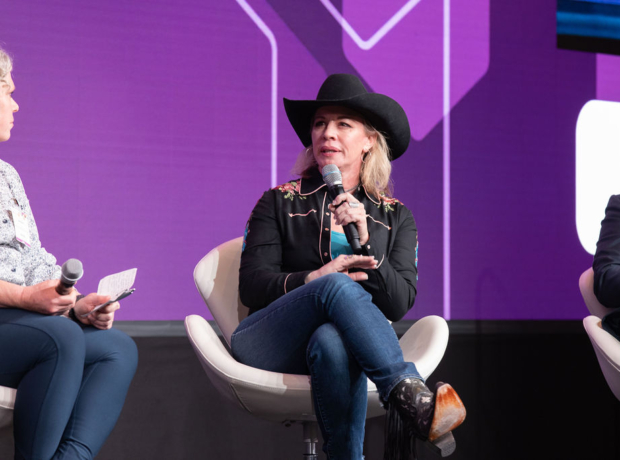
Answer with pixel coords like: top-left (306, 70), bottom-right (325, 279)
top-left (283, 73), bottom-right (411, 160)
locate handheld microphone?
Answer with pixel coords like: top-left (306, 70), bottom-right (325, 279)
top-left (56, 259), bottom-right (84, 295)
top-left (322, 164), bottom-right (363, 255)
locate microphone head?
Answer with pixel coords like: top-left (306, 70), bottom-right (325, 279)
top-left (321, 164), bottom-right (343, 188)
top-left (61, 259), bottom-right (84, 284)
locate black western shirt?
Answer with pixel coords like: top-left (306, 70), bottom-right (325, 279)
top-left (239, 169), bottom-right (418, 322)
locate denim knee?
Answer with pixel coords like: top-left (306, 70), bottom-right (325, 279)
top-left (312, 273), bottom-right (373, 314)
top-left (306, 323), bottom-right (350, 370)
top-left (314, 272), bottom-right (356, 290)
top-left (313, 272), bottom-right (366, 299)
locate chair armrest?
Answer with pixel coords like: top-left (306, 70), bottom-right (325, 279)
top-left (399, 315), bottom-right (449, 381)
top-left (584, 315), bottom-right (620, 369)
top-left (584, 315), bottom-right (620, 401)
top-left (0, 385), bottom-right (16, 429)
top-left (185, 315), bottom-right (315, 420)
top-left (580, 268), bottom-right (615, 319)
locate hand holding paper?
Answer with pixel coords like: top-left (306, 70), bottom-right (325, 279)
top-left (75, 293), bottom-right (120, 329)
top-left (80, 268), bottom-right (137, 318)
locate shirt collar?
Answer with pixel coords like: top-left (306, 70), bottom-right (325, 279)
top-left (299, 168), bottom-right (327, 195)
top-left (299, 167), bottom-right (381, 205)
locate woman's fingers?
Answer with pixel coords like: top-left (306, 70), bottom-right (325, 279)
top-left (330, 192), bottom-right (351, 207)
top-left (329, 193), bottom-right (363, 212)
top-left (348, 271), bottom-right (369, 282)
top-left (339, 254), bottom-right (377, 270)
top-left (97, 301), bottom-right (120, 314)
top-left (91, 312), bottom-right (115, 329)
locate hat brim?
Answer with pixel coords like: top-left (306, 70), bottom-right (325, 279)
top-left (283, 93), bottom-right (410, 160)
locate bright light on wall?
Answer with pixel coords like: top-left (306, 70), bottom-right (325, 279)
top-left (576, 99), bottom-right (620, 255)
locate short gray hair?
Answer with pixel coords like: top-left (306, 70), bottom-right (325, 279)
top-left (0, 47), bottom-right (13, 86)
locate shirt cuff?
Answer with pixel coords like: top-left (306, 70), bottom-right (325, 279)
top-left (284, 271), bottom-right (312, 293)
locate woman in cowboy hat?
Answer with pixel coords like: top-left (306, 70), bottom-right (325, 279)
top-left (232, 74), bottom-right (465, 459)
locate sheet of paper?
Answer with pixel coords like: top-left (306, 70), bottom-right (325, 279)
top-left (97, 268), bottom-right (137, 298)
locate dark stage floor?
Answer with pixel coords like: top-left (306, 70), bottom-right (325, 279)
top-left (1, 320), bottom-right (618, 460)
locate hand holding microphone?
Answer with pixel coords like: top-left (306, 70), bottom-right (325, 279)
top-left (322, 164), bottom-right (364, 255)
top-left (19, 259), bottom-right (82, 315)
top-left (56, 259), bottom-right (84, 295)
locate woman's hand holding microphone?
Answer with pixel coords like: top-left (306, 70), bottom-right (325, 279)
top-left (305, 192), bottom-right (376, 284)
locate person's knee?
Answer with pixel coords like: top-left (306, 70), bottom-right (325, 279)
top-left (103, 329), bottom-right (138, 374)
top-left (318, 272), bottom-right (355, 290)
top-left (38, 317), bottom-right (86, 364)
top-left (314, 273), bottom-right (371, 313)
top-left (315, 272), bottom-right (361, 299)
top-left (307, 323), bottom-right (350, 370)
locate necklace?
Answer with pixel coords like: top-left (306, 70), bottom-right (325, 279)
top-left (345, 183), bottom-right (360, 193)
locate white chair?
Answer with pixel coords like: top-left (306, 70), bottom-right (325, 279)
top-left (185, 237), bottom-right (451, 458)
top-left (0, 384), bottom-right (16, 441)
top-left (579, 268), bottom-right (620, 400)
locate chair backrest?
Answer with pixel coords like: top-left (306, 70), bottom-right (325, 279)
top-left (193, 237), bottom-right (249, 346)
top-left (0, 385), bottom-right (16, 429)
top-left (579, 267), bottom-right (615, 319)
top-left (583, 315), bottom-right (620, 401)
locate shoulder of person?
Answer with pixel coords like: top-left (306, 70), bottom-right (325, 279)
top-left (271, 179), bottom-right (302, 194)
top-left (0, 159), bottom-right (18, 176)
top-left (380, 194), bottom-right (406, 208)
top-left (270, 178), bottom-right (309, 202)
top-left (364, 192), bottom-right (407, 212)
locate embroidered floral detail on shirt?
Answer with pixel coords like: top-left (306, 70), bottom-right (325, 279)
top-left (377, 195), bottom-right (403, 212)
top-left (274, 181), bottom-right (306, 201)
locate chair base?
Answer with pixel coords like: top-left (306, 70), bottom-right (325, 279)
top-left (302, 421), bottom-right (319, 460)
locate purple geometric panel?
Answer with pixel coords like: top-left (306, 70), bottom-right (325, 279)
top-left (597, 54), bottom-right (620, 102)
top-left (341, 0), bottom-right (489, 141)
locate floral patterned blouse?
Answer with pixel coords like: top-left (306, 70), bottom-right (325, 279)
top-left (0, 159), bottom-right (60, 287)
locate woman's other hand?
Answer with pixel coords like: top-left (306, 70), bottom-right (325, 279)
top-left (20, 279), bottom-right (77, 315)
top-left (328, 193), bottom-right (369, 245)
top-left (305, 254), bottom-right (377, 284)
top-left (74, 294), bottom-right (119, 330)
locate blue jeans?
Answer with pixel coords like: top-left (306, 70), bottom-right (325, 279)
top-left (0, 308), bottom-right (138, 460)
top-left (231, 273), bottom-right (421, 460)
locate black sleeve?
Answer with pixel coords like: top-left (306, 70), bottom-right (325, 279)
top-left (593, 195), bottom-right (620, 309)
top-left (238, 191), bottom-right (311, 310)
top-left (358, 206), bottom-right (418, 321)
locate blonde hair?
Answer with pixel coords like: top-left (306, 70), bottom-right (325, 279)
top-left (0, 47), bottom-right (13, 87)
top-left (291, 120), bottom-right (393, 200)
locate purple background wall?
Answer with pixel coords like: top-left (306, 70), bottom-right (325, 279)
top-left (0, 0), bottom-right (615, 320)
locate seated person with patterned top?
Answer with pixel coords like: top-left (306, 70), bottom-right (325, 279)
top-left (0, 47), bottom-right (137, 460)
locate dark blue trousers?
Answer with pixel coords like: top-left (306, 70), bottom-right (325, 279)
top-left (0, 309), bottom-right (138, 460)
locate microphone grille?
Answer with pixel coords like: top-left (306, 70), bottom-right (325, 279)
top-left (322, 164), bottom-right (342, 188)
top-left (61, 259), bottom-right (84, 283)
